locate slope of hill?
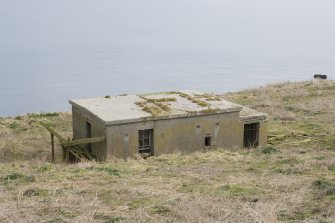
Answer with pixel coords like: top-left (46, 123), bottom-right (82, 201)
top-left (0, 80), bottom-right (334, 222)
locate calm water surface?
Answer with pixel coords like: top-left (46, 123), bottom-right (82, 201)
top-left (0, 1), bottom-right (334, 116)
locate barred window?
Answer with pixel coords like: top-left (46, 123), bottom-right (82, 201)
top-left (243, 122), bottom-right (260, 148)
top-left (138, 129), bottom-right (153, 155)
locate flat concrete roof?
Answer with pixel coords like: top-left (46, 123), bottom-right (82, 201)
top-left (69, 90), bottom-right (266, 125)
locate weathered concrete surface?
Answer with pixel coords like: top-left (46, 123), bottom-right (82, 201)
top-left (105, 112), bottom-right (243, 159)
top-left (70, 95), bottom-right (151, 126)
top-left (72, 107), bottom-right (107, 159)
top-left (69, 90), bottom-right (243, 125)
top-left (239, 106), bottom-right (267, 123)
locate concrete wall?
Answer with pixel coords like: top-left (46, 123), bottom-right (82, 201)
top-left (258, 121), bottom-right (268, 147)
top-left (105, 111), bottom-right (245, 159)
top-left (153, 112), bottom-right (243, 155)
top-left (72, 107), bottom-right (268, 160)
top-left (72, 107), bottom-right (107, 160)
top-left (106, 120), bottom-right (155, 159)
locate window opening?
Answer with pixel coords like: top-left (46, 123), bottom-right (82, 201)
top-left (243, 122), bottom-right (260, 148)
top-left (138, 129), bottom-right (153, 156)
top-left (205, 136), bottom-right (211, 147)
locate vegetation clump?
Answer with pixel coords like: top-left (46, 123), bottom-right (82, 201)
top-left (155, 103), bottom-right (171, 112)
top-left (9, 122), bottom-right (19, 129)
top-left (136, 100), bottom-right (162, 115)
top-left (312, 179), bottom-right (335, 197)
top-left (142, 105), bottom-right (162, 116)
top-left (195, 93), bottom-right (222, 101)
top-left (149, 205), bottom-right (171, 214)
top-left (23, 188), bottom-right (42, 197)
top-left (146, 97), bottom-right (176, 103)
top-left (2, 173), bottom-right (35, 185)
top-left (177, 92), bottom-right (210, 107)
top-left (90, 166), bottom-right (120, 176)
top-left (191, 98), bottom-right (209, 107)
top-left (135, 101), bottom-right (147, 108)
top-left (37, 163), bottom-right (55, 173)
top-left (260, 146), bottom-right (278, 154)
top-left (205, 95), bottom-right (222, 101)
top-left (27, 112), bottom-right (59, 118)
top-left (136, 96), bottom-right (174, 115)
top-left (200, 108), bottom-right (221, 114)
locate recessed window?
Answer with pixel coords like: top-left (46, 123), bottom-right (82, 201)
top-left (243, 122), bottom-right (260, 148)
top-left (205, 136), bottom-right (211, 147)
top-left (196, 125), bottom-right (201, 128)
top-left (138, 129), bottom-right (153, 156)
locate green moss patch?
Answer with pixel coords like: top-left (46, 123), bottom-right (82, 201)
top-left (1, 172), bottom-right (35, 185)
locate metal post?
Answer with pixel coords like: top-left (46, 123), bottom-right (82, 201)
top-left (51, 133), bottom-right (55, 163)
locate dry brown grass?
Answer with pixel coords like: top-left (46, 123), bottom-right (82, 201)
top-left (0, 112), bottom-right (72, 162)
top-left (0, 80), bottom-right (334, 222)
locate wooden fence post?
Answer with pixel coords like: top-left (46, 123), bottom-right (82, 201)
top-left (51, 133), bottom-right (55, 163)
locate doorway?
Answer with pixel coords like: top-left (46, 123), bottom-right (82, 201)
top-left (243, 122), bottom-right (259, 148)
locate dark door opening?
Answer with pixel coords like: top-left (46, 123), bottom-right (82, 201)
top-left (138, 129), bottom-right (153, 157)
top-left (243, 122), bottom-right (260, 148)
top-left (205, 136), bottom-right (211, 147)
top-left (86, 121), bottom-right (92, 152)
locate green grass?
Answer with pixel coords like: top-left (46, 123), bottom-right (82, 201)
top-left (1, 172), bottom-right (36, 185)
top-left (260, 145), bottom-right (278, 154)
top-left (89, 166), bottom-right (120, 176)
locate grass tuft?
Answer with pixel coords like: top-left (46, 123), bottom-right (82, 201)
top-left (312, 179), bottom-right (335, 197)
top-left (260, 146), bottom-right (278, 154)
top-left (28, 112), bottom-right (59, 118)
top-left (2, 173), bottom-right (35, 185)
top-left (90, 166), bottom-right (120, 176)
top-left (148, 205), bottom-right (171, 214)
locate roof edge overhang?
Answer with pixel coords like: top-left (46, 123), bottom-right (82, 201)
top-left (240, 115), bottom-right (268, 124)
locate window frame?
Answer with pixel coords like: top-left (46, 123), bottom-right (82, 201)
top-left (138, 129), bottom-right (153, 154)
top-left (243, 122), bottom-right (260, 148)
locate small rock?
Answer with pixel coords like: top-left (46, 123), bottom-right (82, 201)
top-left (314, 74), bottom-right (327, 79)
top-left (251, 197), bottom-right (259, 202)
top-left (23, 188), bottom-right (39, 197)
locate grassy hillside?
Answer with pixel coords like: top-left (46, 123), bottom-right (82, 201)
top-left (0, 80), bottom-right (334, 223)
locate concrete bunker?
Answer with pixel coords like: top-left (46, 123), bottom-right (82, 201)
top-left (69, 90), bottom-right (268, 160)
